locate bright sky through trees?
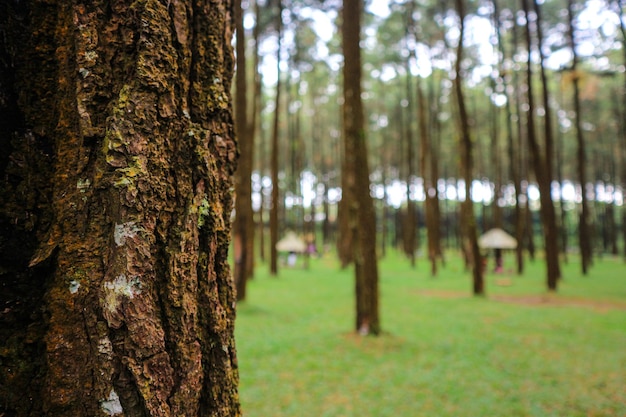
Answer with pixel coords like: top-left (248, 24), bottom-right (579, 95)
top-left (250, 0), bottom-right (623, 85)
top-left (244, 0), bottom-right (625, 209)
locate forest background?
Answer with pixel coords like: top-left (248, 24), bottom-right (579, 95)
top-left (231, 0), bottom-right (626, 303)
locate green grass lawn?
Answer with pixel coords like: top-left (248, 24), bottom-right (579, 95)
top-left (235, 251), bottom-right (626, 417)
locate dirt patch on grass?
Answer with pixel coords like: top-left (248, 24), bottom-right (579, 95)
top-left (416, 289), bottom-right (469, 299)
top-left (491, 294), bottom-right (626, 312)
top-left (416, 289), bottom-right (626, 312)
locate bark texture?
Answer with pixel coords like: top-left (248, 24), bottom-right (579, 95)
top-left (0, 1), bottom-right (241, 416)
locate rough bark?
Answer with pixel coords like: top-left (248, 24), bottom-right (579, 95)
top-left (0, 1), bottom-right (241, 416)
top-left (342, 0), bottom-right (380, 335)
top-left (454, 0), bottom-right (484, 296)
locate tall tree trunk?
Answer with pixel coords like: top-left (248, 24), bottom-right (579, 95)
top-left (510, 15), bottom-right (527, 274)
top-left (534, 0), bottom-right (563, 271)
top-left (0, 1), bottom-right (241, 416)
top-left (497, 1), bottom-right (526, 274)
top-left (269, 0), bottom-right (283, 275)
top-left (618, 0), bottom-right (626, 261)
top-left (566, 0), bottom-right (592, 274)
top-left (337, 93), bottom-right (353, 268)
top-left (247, 0), bottom-right (262, 277)
top-left (522, 0), bottom-right (561, 290)
top-left (455, 0), bottom-right (485, 296)
top-left (418, 74), bottom-right (438, 276)
top-left (342, 0), bottom-right (380, 335)
top-left (234, 0), bottom-right (254, 300)
top-left (556, 114), bottom-right (569, 263)
top-left (403, 56), bottom-right (417, 267)
top-left (254, 0), bottom-right (266, 264)
top-left (429, 73), bottom-right (446, 266)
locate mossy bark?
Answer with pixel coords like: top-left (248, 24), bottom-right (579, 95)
top-left (0, 1), bottom-right (240, 416)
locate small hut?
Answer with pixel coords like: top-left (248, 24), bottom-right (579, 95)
top-left (276, 231), bottom-right (306, 266)
top-left (478, 228), bottom-right (517, 273)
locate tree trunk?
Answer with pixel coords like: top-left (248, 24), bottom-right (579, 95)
top-left (418, 74), bottom-right (438, 276)
top-left (0, 1), bottom-right (240, 416)
top-left (246, 0), bottom-right (262, 277)
top-left (429, 73), bottom-right (446, 266)
top-left (522, 0), bottom-right (561, 290)
top-left (510, 15), bottom-right (527, 274)
top-left (269, 0), bottom-right (283, 276)
top-left (556, 100), bottom-right (569, 263)
top-left (455, 0), bottom-right (485, 296)
top-left (403, 57), bottom-right (417, 267)
top-left (234, 0), bottom-right (254, 300)
top-left (342, 0), bottom-right (380, 335)
top-left (566, 0), bottom-right (592, 274)
top-left (534, 0), bottom-right (563, 275)
top-left (618, 0), bottom-right (626, 261)
top-left (337, 160), bottom-right (354, 268)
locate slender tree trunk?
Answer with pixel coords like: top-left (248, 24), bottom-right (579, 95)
top-left (618, 0), bottom-right (626, 260)
top-left (342, 0), bottom-right (380, 335)
top-left (269, 1), bottom-right (283, 275)
top-left (534, 0), bottom-right (563, 273)
top-left (418, 74), bottom-right (438, 276)
top-left (247, 0), bottom-right (262, 277)
top-left (258, 134), bottom-right (267, 263)
top-left (254, 0), bottom-right (266, 264)
top-left (410, 10), bottom-right (441, 275)
top-left (510, 17), bottom-right (527, 274)
top-left (381, 163), bottom-right (389, 258)
top-left (455, 0), bottom-right (485, 296)
top-left (566, 0), bottom-right (592, 274)
top-left (403, 56), bottom-right (417, 267)
top-left (429, 73), bottom-right (445, 266)
top-left (0, 1), bottom-right (241, 416)
top-left (522, 0), bottom-right (561, 290)
top-left (556, 118), bottom-right (569, 263)
top-left (496, 0), bottom-right (525, 273)
top-left (234, 0), bottom-right (254, 300)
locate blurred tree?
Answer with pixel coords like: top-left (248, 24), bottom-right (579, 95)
top-left (342, 0), bottom-right (381, 335)
top-left (455, 0), bottom-right (485, 296)
top-left (522, 0), bottom-right (561, 290)
top-left (270, 0), bottom-right (283, 275)
top-left (566, 0), bottom-right (592, 274)
top-left (234, 0), bottom-right (256, 300)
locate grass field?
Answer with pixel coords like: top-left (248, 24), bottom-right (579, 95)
top-left (235, 251), bottom-right (626, 417)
